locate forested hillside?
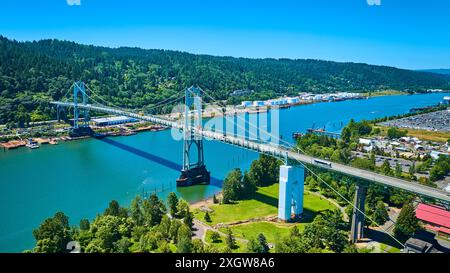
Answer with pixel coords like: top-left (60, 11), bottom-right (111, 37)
top-left (1, 35), bottom-right (449, 127)
top-left (420, 69), bottom-right (450, 75)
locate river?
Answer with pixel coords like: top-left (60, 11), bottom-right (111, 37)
top-left (0, 92), bottom-right (448, 252)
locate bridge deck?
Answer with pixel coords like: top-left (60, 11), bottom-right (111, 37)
top-left (51, 101), bottom-right (450, 203)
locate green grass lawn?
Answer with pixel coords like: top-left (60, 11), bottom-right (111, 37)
top-left (219, 222), bottom-right (305, 244)
top-left (379, 243), bottom-right (401, 253)
top-left (195, 183), bottom-right (338, 243)
top-left (204, 230), bottom-right (246, 253)
top-left (194, 183), bottom-right (279, 225)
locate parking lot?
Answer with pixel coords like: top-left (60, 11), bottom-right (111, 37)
top-left (379, 110), bottom-right (450, 132)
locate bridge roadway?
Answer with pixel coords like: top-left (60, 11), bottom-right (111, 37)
top-left (51, 101), bottom-right (450, 203)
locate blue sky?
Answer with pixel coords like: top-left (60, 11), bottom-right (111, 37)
top-left (1, 0), bottom-right (449, 69)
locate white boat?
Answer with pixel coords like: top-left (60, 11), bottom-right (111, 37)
top-left (26, 139), bottom-right (40, 149)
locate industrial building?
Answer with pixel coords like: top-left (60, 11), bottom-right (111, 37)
top-left (444, 96), bottom-right (450, 105)
top-left (416, 203), bottom-right (450, 238)
top-left (92, 116), bottom-right (138, 126)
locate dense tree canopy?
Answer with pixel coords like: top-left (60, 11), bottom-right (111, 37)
top-left (1, 35), bottom-right (449, 126)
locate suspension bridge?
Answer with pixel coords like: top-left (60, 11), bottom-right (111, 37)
top-left (51, 81), bottom-right (450, 244)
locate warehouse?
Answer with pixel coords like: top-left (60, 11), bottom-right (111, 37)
top-left (92, 116), bottom-right (138, 126)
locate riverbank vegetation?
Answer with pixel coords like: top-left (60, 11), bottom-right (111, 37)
top-left (30, 195), bottom-right (202, 253)
top-left (2, 35), bottom-right (450, 127)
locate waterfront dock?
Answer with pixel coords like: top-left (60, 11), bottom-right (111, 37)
top-left (1, 140), bottom-right (27, 150)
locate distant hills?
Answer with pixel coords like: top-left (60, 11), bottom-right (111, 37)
top-left (419, 69), bottom-right (450, 75)
top-left (1, 35), bottom-right (450, 126)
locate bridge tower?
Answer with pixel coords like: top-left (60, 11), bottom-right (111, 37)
top-left (350, 183), bottom-right (367, 243)
top-left (176, 87), bottom-right (210, 187)
top-left (278, 156), bottom-right (305, 222)
top-left (70, 81), bottom-right (92, 137)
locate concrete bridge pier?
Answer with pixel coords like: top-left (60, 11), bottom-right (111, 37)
top-left (278, 164), bottom-right (305, 222)
top-left (350, 184), bottom-right (367, 243)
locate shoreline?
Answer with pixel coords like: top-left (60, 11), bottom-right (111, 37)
top-left (0, 124), bottom-right (169, 151)
top-left (1, 91), bottom-right (448, 152)
top-left (189, 193), bottom-right (221, 210)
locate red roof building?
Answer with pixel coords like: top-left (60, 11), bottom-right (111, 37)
top-left (416, 203), bottom-right (450, 236)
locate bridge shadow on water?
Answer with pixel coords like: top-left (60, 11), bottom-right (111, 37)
top-left (97, 137), bottom-right (223, 187)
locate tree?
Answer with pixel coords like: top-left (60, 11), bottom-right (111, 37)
top-left (351, 157), bottom-right (375, 171)
top-left (387, 127), bottom-right (407, 139)
top-left (395, 162), bottom-right (403, 177)
top-left (429, 155), bottom-right (450, 182)
top-left (192, 239), bottom-right (205, 253)
top-left (408, 162), bottom-right (416, 176)
top-left (114, 237), bottom-right (131, 253)
top-left (156, 241), bottom-right (172, 253)
top-left (130, 196), bottom-right (144, 226)
top-left (167, 192), bottom-right (179, 217)
top-left (33, 212), bottom-right (72, 253)
top-left (248, 154), bottom-right (281, 186)
top-left (210, 231), bottom-right (221, 243)
top-left (302, 210), bottom-right (349, 253)
top-left (213, 194), bottom-right (219, 204)
top-left (241, 171), bottom-right (257, 198)
top-left (225, 228), bottom-right (236, 249)
top-left (158, 215), bottom-right (171, 238)
top-left (275, 226), bottom-right (310, 253)
top-left (176, 224), bottom-right (193, 253)
top-left (184, 210), bottom-right (194, 230)
top-left (104, 200), bottom-right (120, 216)
top-left (222, 169), bottom-right (243, 204)
top-left (16, 104), bottom-right (30, 128)
top-left (142, 194), bottom-right (166, 226)
top-left (169, 219), bottom-right (182, 242)
top-left (394, 202), bottom-right (420, 240)
top-left (104, 200), bottom-right (128, 218)
top-left (176, 199), bottom-right (190, 219)
top-left (79, 219), bottom-right (90, 231)
top-left (247, 233), bottom-right (269, 253)
top-left (139, 232), bottom-right (159, 252)
top-left (381, 159), bottom-right (392, 175)
top-left (372, 200), bottom-right (389, 226)
top-left (88, 215), bottom-right (125, 252)
top-left (204, 211), bottom-right (212, 223)
top-left (341, 126), bottom-right (352, 143)
top-left (343, 244), bottom-right (359, 253)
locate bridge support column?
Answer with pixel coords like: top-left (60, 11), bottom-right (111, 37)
top-left (70, 81), bottom-right (93, 137)
top-left (278, 164), bottom-right (305, 222)
top-left (177, 86), bottom-right (210, 187)
top-left (350, 184), bottom-right (367, 243)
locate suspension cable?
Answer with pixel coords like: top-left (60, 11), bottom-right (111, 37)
top-left (85, 84), bottom-right (185, 114)
top-left (198, 88), bottom-right (406, 248)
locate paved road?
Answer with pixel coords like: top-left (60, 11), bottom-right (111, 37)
top-left (193, 219), bottom-right (249, 244)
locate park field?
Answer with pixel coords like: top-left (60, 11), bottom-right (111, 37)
top-left (194, 183), bottom-right (337, 226)
top-left (204, 230), bottom-right (246, 253)
top-left (220, 222), bottom-right (304, 244)
top-left (194, 183), bottom-right (338, 243)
